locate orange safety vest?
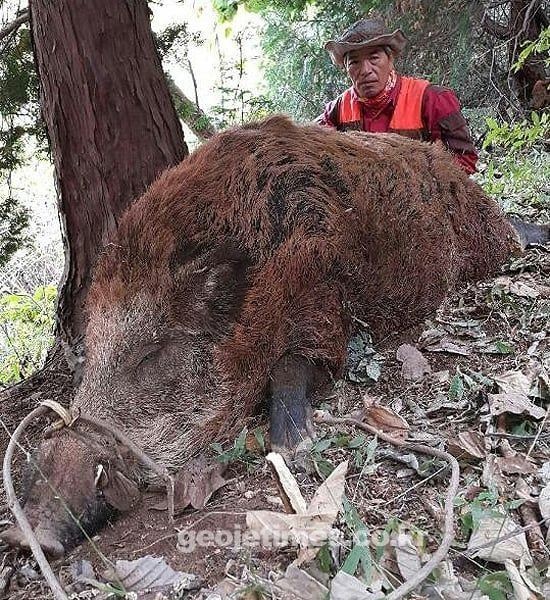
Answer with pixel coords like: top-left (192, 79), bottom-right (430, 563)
top-left (336, 76), bottom-right (430, 140)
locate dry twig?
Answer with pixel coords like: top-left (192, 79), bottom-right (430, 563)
top-left (315, 411), bottom-right (460, 600)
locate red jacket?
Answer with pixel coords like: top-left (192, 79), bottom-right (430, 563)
top-left (317, 75), bottom-right (478, 174)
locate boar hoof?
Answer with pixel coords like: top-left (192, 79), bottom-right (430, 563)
top-left (269, 355), bottom-right (316, 459)
top-left (1, 525), bottom-right (65, 557)
top-left (508, 217), bottom-right (550, 248)
top-left (269, 396), bottom-right (315, 455)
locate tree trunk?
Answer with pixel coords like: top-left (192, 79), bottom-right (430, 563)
top-left (29, 0), bottom-right (188, 365)
top-left (0, 0), bottom-right (189, 520)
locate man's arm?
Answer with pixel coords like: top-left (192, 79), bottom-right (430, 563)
top-left (315, 98), bottom-right (339, 128)
top-left (422, 85), bottom-right (478, 174)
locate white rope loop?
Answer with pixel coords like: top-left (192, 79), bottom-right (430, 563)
top-left (40, 399), bottom-right (74, 427)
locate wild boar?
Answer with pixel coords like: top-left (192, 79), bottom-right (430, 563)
top-left (2, 115), bottom-right (521, 556)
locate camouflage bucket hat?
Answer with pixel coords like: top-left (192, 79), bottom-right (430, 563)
top-left (325, 18), bottom-right (407, 68)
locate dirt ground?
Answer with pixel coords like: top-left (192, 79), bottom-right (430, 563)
top-left (1, 247), bottom-right (549, 599)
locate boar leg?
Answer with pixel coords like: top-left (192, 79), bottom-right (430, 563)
top-left (269, 355), bottom-right (315, 455)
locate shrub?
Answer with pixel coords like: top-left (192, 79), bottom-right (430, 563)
top-left (0, 284), bottom-right (56, 386)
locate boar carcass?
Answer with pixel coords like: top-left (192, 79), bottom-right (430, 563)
top-left (2, 116), bottom-right (519, 556)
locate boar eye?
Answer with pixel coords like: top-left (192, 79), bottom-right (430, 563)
top-left (135, 346), bottom-right (162, 369)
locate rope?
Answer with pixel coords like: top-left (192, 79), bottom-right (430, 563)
top-left (40, 399), bottom-right (74, 427)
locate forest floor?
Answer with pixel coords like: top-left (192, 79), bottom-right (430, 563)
top-left (1, 245), bottom-right (549, 600)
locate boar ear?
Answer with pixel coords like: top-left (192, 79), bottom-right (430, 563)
top-left (100, 469), bottom-right (141, 512)
top-left (171, 245), bottom-right (249, 329)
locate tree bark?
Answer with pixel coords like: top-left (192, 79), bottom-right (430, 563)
top-left (29, 0), bottom-right (188, 363)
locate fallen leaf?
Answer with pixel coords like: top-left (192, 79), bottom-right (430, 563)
top-left (246, 461), bottom-right (348, 558)
top-left (208, 577), bottom-right (240, 598)
top-left (154, 455), bottom-right (227, 512)
top-left (510, 281), bottom-right (540, 298)
top-left (330, 570), bottom-right (383, 599)
top-left (437, 317), bottom-right (485, 338)
top-left (379, 449), bottom-right (420, 474)
top-left (515, 477), bottom-right (538, 506)
top-left (432, 370), bottom-right (450, 383)
top-left (495, 455), bottom-right (536, 475)
top-left (393, 532), bottom-right (422, 582)
top-left (509, 281), bottom-right (540, 299)
top-left (274, 565), bottom-right (328, 599)
top-left (481, 455), bottom-right (508, 494)
top-left (467, 512), bottom-right (533, 565)
top-left (476, 339), bottom-right (515, 355)
top-left (307, 461), bottom-right (348, 518)
top-left (103, 556), bottom-right (200, 592)
top-left (425, 393), bottom-right (469, 414)
top-left (68, 559), bottom-right (96, 584)
top-left (487, 392), bottom-right (546, 419)
top-left (494, 371), bottom-right (532, 396)
top-left (447, 431), bottom-right (487, 460)
top-left (504, 559), bottom-right (537, 600)
top-left (362, 394), bottom-right (378, 409)
top-left (364, 405), bottom-right (409, 440)
top-left (421, 559), bottom-right (487, 599)
top-left (266, 452), bottom-right (308, 514)
top-left (66, 560), bottom-right (100, 593)
top-left (529, 369), bottom-right (550, 400)
top-left (539, 461), bottom-right (550, 484)
top-left (424, 337), bottom-right (471, 356)
top-left (396, 344), bottom-right (431, 381)
top-left (418, 327), bottom-right (446, 346)
top-left (494, 276), bottom-right (540, 299)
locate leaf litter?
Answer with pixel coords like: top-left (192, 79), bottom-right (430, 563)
top-left (3, 252), bottom-right (550, 599)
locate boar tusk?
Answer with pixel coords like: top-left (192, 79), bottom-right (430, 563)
top-left (94, 464), bottom-right (105, 486)
top-left (3, 405), bottom-right (69, 600)
top-left (76, 414), bottom-right (175, 522)
top-left (41, 402), bottom-right (175, 522)
top-left (4, 403), bottom-right (178, 600)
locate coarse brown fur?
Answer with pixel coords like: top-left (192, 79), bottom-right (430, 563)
top-left (4, 116), bottom-right (519, 554)
top-left (84, 115), bottom-right (517, 452)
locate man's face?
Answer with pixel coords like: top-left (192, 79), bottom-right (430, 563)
top-left (345, 46), bottom-right (394, 98)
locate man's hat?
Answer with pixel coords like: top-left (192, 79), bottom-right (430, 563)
top-left (325, 18), bottom-right (407, 68)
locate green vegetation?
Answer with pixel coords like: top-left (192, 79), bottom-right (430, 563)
top-left (0, 18), bottom-right (41, 265)
top-left (0, 284), bottom-right (56, 386)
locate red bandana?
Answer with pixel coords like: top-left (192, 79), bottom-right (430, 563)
top-left (358, 70), bottom-right (397, 114)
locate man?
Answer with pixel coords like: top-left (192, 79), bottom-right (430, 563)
top-left (317, 18), bottom-right (478, 174)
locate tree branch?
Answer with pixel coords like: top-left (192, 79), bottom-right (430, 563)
top-left (187, 59), bottom-right (200, 110)
top-left (0, 9), bottom-right (29, 42)
top-left (481, 12), bottom-right (512, 39)
top-left (166, 76), bottom-right (217, 142)
top-left (518, 0), bottom-right (541, 40)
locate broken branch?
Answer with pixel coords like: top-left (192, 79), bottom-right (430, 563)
top-left (0, 9), bottom-right (29, 42)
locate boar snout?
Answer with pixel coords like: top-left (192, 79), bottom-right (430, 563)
top-left (2, 427), bottom-right (130, 556)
